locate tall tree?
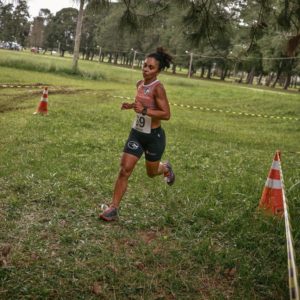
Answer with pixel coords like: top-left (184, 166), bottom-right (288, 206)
top-left (50, 8), bottom-right (78, 57)
top-left (0, 2), bottom-right (14, 42)
top-left (29, 16), bottom-right (44, 48)
top-left (72, 0), bottom-right (169, 72)
top-left (12, 0), bottom-right (29, 45)
top-left (73, 0), bottom-right (110, 71)
top-left (72, 0), bottom-right (85, 71)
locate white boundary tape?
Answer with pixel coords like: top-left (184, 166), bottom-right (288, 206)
top-left (0, 84), bottom-right (45, 89)
top-left (112, 96), bottom-right (299, 122)
top-left (278, 153), bottom-right (299, 300)
top-left (1, 88), bottom-right (298, 122)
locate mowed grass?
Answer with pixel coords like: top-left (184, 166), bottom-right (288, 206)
top-left (0, 50), bottom-right (300, 299)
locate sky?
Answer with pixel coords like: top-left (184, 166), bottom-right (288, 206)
top-left (27, 0), bottom-right (77, 18)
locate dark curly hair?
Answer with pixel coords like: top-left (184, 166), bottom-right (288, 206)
top-left (147, 47), bottom-right (173, 71)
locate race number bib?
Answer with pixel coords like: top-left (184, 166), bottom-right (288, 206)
top-left (132, 113), bottom-right (151, 134)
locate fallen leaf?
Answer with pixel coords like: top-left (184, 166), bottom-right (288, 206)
top-left (134, 261), bottom-right (145, 270)
top-left (31, 253), bottom-right (39, 260)
top-left (92, 282), bottom-right (102, 295)
top-left (1, 244), bottom-right (11, 257)
top-left (224, 267), bottom-right (236, 278)
top-left (0, 258), bottom-right (7, 267)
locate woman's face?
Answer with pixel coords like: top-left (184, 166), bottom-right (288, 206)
top-left (142, 57), bottom-right (160, 81)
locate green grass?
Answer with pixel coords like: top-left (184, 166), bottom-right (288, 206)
top-left (0, 50), bottom-right (299, 299)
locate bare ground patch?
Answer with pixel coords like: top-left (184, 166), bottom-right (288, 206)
top-left (0, 85), bottom-right (95, 113)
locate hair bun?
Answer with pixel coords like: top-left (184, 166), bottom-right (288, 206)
top-left (156, 47), bottom-right (164, 54)
top-left (147, 47), bottom-right (173, 70)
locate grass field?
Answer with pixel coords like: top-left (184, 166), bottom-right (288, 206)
top-left (0, 49), bottom-right (300, 299)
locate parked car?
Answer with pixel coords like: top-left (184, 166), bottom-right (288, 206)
top-left (0, 41), bottom-right (22, 50)
top-left (10, 42), bottom-right (22, 51)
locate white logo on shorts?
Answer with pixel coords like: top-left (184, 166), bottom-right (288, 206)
top-left (146, 150), bottom-right (156, 156)
top-left (128, 141), bottom-right (139, 150)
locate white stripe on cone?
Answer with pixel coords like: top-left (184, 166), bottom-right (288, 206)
top-left (41, 90), bottom-right (48, 102)
top-left (271, 161), bottom-right (280, 170)
top-left (265, 178), bottom-right (282, 189)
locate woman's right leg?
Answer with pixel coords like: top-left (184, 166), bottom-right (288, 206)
top-left (111, 152), bottom-right (139, 208)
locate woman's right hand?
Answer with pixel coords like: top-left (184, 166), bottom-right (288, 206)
top-left (121, 102), bottom-right (133, 110)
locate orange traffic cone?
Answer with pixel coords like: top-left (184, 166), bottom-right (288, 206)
top-left (259, 150), bottom-right (284, 216)
top-left (33, 87), bottom-right (48, 115)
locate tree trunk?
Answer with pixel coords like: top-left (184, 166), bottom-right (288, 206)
top-left (294, 76), bottom-right (298, 89)
top-left (265, 73), bottom-right (274, 86)
top-left (172, 64), bottom-right (176, 74)
top-left (227, 70), bottom-right (231, 79)
top-left (200, 66), bottom-right (205, 78)
top-left (72, 0), bottom-right (85, 72)
top-left (293, 77), bottom-right (296, 88)
top-left (238, 72), bottom-right (244, 83)
top-left (233, 62), bottom-right (238, 77)
top-left (246, 66), bottom-right (255, 84)
top-left (206, 66), bottom-right (212, 79)
top-left (271, 74), bottom-right (280, 88)
top-left (257, 73), bottom-right (263, 85)
top-left (220, 68), bottom-right (224, 80)
top-left (283, 74), bottom-right (291, 90)
top-left (246, 72), bottom-right (250, 83)
top-left (220, 68), bottom-right (228, 81)
top-left (114, 53), bottom-right (118, 64)
top-left (283, 59), bottom-right (295, 90)
top-left (108, 52), bottom-right (112, 63)
top-left (287, 34), bottom-right (300, 56)
top-left (271, 61), bottom-right (283, 88)
top-left (224, 67), bottom-right (230, 80)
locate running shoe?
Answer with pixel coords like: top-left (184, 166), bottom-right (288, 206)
top-left (164, 161), bottom-right (175, 186)
top-left (99, 206), bottom-right (118, 222)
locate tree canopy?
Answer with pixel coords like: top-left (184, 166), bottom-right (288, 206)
top-left (1, 0), bottom-right (299, 89)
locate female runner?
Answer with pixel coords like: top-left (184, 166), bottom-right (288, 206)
top-left (100, 47), bottom-right (175, 221)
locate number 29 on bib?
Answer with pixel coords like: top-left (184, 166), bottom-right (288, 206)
top-left (132, 113), bottom-right (151, 134)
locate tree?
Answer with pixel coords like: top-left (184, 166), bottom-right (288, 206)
top-left (72, 0), bottom-right (85, 71)
top-left (48, 8), bottom-right (78, 57)
top-left (276, 0), bottom-right (300, 89)
top-left (71, 0), bottom-right (169, 72)
top-left (29, 16), bottom-right (44, 48)
top-left (80, 5), bottom-right (105, 60)
top-left (0, 2), bottom-right (14, 42)
top-left (12, 0), bottom-right (29, 46)
top-left (29, 9), bottom-right (53, 49)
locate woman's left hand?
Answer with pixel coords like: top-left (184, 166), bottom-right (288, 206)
top-left (121, 102), bottom-right (134, 110)
top-left (134, 101), bottom-right (144, 113)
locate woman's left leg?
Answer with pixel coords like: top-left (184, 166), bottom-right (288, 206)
top-left (145, 160), bottom-right (168, 178)
top-left (146, 160), bottom-right (175, 185)
top-left (145, 127), bottom-right (168, 177)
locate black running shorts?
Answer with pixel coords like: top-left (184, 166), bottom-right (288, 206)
top-left (123, 127), bottom-right (166, 162)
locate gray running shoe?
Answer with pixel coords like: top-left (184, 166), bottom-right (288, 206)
top-left (99, 206), bottom-right (118, 222)
top-left (164, 161), bottom-right (175, 186)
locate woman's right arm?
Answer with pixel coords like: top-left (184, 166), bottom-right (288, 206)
top-left (121, 102), bottom-right (134, 110)
top-left (121, 80), bottom-right (142, 110)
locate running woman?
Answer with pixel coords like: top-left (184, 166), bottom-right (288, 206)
top-left (100, 47), bottom-right (175, 222)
